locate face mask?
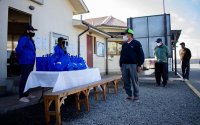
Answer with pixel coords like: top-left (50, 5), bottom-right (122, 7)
top-left (62, 41), bottom-right (66, 47)
top-left (123, 35), bottom-right (128, 42)
top-left (29, 32), bottom-right (35, 37)
top-left (157, 42), bottom-right (162, 46)
top-left (62, 41), bottom-right (65, 45)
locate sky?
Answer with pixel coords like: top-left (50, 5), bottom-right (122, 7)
top-left (74, 0), bottom-right (200, 58)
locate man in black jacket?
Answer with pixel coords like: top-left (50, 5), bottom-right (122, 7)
top-left (120, 28), bottom-right (145, 102)
top-left (179, 42), bottom-right (191, 80)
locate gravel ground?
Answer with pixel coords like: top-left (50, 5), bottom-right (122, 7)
top-left (0, 78), bottom-right (200, 125)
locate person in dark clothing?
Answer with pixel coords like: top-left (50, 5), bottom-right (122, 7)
top-left (54, 37), bottom-right (67, 57)
top-left (154, 38), bottom-right (169, 87)
top-left (179, 42), bottom-right (191, 80)
top-left (15, 25), bottom-right (37, 103)
top-left (120, 28), bottom-right (145, 102)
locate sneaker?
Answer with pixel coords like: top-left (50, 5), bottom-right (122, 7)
top-left (28, 94), bottom-right (36, 99)
top-left (19, 97), bottom-right (30, 103)
top-left (133, 97), bottom-right (140, 102)
top-left (126, 96), bottom-right (133, 100)
top-left (134, 99), bottom-right (140, 102)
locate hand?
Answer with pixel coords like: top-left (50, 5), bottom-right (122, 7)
top-left (137, 66), bottom-right (142, 73)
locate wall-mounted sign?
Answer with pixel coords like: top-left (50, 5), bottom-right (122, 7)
top-left (96, 41), bottom-right (105, 57)
top-left (30, 0), bottom-right (44, 5)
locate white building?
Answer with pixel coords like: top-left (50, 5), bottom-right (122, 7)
top-left (0, 0), bottom-right (111, 80)
top-left (85, 16), bottom-right (127, 73)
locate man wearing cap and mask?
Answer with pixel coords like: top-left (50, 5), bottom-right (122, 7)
top-left (120, 28), bottom-right (144, 102)
top-left (179, 42), bottom-right (191, 80)
top-left (15, 25), bottom-right (37, 102)
top-left (154, 38), bottom-right (169, 87)
top-left (54, 37), bottom-right (67, 57)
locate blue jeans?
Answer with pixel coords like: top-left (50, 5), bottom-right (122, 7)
top-left (19, 64), bottom-right (34, 98)
top-left (121, 64), bottom-right (139, 97)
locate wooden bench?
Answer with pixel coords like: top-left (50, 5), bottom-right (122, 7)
top-left (44, 75), bottom-right (121, 125)
top-left (105, 76), bottom-right (122, 94)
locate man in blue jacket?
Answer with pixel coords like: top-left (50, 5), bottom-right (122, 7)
top-left (15, 25), bottom-right (37, 102)
top-left (120, 28), bottom-right (145, 102)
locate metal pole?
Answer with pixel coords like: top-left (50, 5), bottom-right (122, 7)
top-left (163, 0), bottom-right (166, 14)
top-left (174, 34), bottom-right (177, 75)
top-left (172, 45), bottom-right (174, 71)
top-left (163, 0), bottom-right (168, 79)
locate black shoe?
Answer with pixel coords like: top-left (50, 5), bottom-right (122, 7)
top-left (126, 96), bottom-right (133, 100)
top-left (156, 83), bottom-right (160, 87)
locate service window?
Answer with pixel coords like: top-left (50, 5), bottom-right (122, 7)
top-left (108, 42), bottom-right (122, 55)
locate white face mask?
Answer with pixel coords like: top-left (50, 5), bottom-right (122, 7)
top-left (123, 35), bottom-right (128, 42)
top-left (157, 42), bottom-right (162, 46)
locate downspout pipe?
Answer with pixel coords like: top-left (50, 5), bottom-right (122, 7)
top-left (78, 21), bottom-right (90, 57)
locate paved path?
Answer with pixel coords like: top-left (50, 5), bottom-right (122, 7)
top-left (0, 74), bottom-right (199, 125)
top-left (177, 64), bottom-right (200, 98)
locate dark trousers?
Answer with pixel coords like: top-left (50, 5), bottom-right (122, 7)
top-left (181, 60), bottom-right (190, 80)
top-left (155, 62), bottom-right (168, 85)
top-left (121, 64), bottom-right (139, 97)
top-left (19, 64), bottom-right (34, 98)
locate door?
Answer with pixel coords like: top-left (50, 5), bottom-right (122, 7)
top-left (7, 7), bottom-right (31, 77)
top-left (87, 35), bottom-right (93, 67)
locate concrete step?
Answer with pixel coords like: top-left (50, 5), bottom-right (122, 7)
top-left (0, 77), bottom-right (20, 97)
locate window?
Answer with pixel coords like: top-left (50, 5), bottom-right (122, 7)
top-left (108, 42), bottom-right (122, 55)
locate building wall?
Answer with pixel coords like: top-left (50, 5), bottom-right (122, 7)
top-left (97, 26), bottom-right (124, 74)
top-left (108, 55), bottom-right (121, 73)
top-left (75, 28), bottom-right (107, 73)
top-left (93, 35), bottom-right (107, 74)
top-left (0, 0), bottom-right (78, 78)
top-left (0, 0), bottom-right (9, 79)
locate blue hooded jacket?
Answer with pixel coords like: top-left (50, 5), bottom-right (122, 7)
top-left (15, 35), bottom-right (36, 64)
top-left (54, 45), bottom-right (66, 57)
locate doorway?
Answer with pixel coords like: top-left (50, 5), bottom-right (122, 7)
top-left (87, 35), bottom-right (93, 67)
top-left (7, 7), bottom-right (31, 77)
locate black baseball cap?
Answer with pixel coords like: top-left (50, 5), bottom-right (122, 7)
top-left (25, 25), bottom-right (37, 31)
top-left (58, 37), bottom-right (67, 43)
top-left (156, 38), bottom-right (162, 43)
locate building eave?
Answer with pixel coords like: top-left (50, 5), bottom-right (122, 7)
top-left (69, 0), bottom-right (89, 15)
top-left (73, 20), bottom-right (111, 38)
top-left (96, 25), bottom-right (127, 30)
